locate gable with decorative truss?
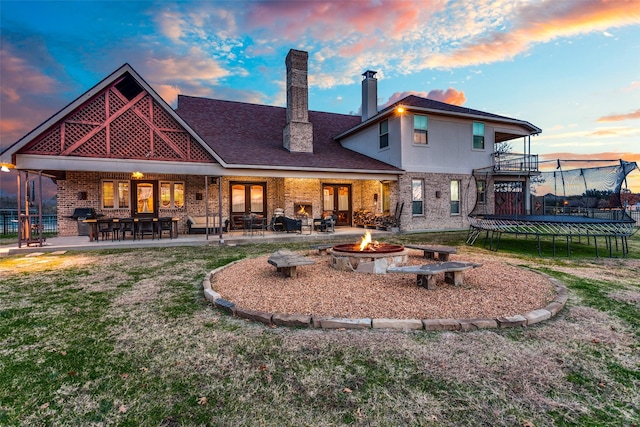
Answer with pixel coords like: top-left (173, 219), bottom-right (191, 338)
top-left (19, 72), bottom-right (216, 164)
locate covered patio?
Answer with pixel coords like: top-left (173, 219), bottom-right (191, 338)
top-left (0, 226), bottom-right (392, 257)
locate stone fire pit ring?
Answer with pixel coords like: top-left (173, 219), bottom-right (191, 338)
top-left (201, 256), bottom-right (568, 332)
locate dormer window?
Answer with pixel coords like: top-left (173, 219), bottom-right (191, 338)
top-left (473, 122), bottom-right (485, 150)
top-left (413, 115), bottom-right (428, 144)
top-left (379, 120), bottom-right (389, 149)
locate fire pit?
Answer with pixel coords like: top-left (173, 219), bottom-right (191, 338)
top-left (331, 231), bottom-right (408, 274)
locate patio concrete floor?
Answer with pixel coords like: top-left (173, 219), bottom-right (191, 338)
top-left (0, 227), bottom-right (392, 256)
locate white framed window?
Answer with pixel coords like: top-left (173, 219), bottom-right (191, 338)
top-left (413, 115), bottom-right (428, 144)
top-left (102, 180), bottom-right (130, 209)
top-left (451, 180), bottom-right (461, 215)
top-left (160, 181), bottom-right (184, 209)
top-left (473, 122), bottom-right (485, 150)
top-left (477, 180), bottom-right (486, 204)
top-left (412, 179), bottom-right (424, 215)
top-left (379, 120), bottom-right (389, 149)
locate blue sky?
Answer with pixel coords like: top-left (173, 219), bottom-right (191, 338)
top-left (1, 0), bottom-right (639, 190)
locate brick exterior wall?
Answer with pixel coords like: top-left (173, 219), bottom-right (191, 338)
top-left (397, 173), bottom-right (479, 231)
top-left (57, 171), bottom-right (491, 236)
top-left (57, 172), bottom-right (228, 236)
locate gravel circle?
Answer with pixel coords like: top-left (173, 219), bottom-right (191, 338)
top-left (211, 249), bottom-right (557, 320)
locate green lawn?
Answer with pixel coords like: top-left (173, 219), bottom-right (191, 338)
top-left (1, 233), bottom-right (638, 426)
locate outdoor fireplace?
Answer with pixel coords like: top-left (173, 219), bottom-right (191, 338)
top-left (294, 203), bottom-right (312, 219)
top-left (330, 231), bottom-right (408, 274)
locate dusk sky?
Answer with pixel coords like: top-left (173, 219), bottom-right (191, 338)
top-left (1, 0), bottom-right (639, 193)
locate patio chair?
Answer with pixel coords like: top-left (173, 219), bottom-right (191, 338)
top-left (136, 218), bottom-right (156, 240)
top-left (314, 214), bottom-right (336, 232)
top-left (157, 217), bottom-right (174, 239)
top-left (97, 218), bottom-right (118, 241)
top-left (119, 218), bottom-right (135, 240)
top-left (249, 215), bottom-right (267, 236)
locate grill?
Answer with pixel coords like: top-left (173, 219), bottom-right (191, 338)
top-left (68, 208), bottom-right (99, 220)
top-left (67, 208), bottom-right (102, 236)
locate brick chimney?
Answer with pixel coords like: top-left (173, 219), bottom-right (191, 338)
top-left (361, 70), bottom-right (378, 122)
top-left (283, 49), bottom-right (313, 153)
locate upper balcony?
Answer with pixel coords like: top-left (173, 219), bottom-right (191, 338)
top-left (492, 152), bottom-right (539, 175)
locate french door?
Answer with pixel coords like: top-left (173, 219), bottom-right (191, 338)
top-left (230, 182), bottom-right (266, 225)
top-left (322, 184), bottom-right (351, 226)
top-left (132, 180), bottom-right (157, 218)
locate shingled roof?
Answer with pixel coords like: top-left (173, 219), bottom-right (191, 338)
top-left (336, 94), bottom-right (541, 141)
top-left (386, 95), bottom-right (540, 130)
top-left (175, 95), bottom-right (401, 172)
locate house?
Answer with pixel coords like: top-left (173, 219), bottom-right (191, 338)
top-left (0, 49), bottom-right (541, 238)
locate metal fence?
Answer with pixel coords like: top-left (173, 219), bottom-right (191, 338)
top-left (0, 211), bottom-right (58, 236)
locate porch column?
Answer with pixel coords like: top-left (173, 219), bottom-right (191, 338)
top-left (524, 176), bottom-right (531, 215)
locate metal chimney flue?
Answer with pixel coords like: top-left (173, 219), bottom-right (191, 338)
top-left (361, 70), bottom-right (378, 122)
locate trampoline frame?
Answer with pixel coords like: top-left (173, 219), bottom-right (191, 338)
top-left (466, 213), bottom-right (636, 257)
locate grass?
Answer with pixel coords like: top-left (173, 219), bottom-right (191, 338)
top-left (0, 232), bottom-right (639, 426)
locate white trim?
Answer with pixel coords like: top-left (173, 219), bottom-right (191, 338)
top-left (336, 106), bottom-right (541, 141)
top-left (15, 154), bottom-right (400, 181)
top-left (15, 154), bottom-right (227, 176)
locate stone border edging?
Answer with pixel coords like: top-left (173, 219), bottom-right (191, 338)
top-left (202, 262), bottom-right (567, 331)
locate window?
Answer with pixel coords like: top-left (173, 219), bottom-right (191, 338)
top-left (413, 115), bottom-right (428, 144)
top-left (379, 120), bottom-right (389, 149)
top-left (477, 180), bottom-right (486, 204)
top-left (160, 181), bottom-right (184, 209)
top-left (473, 122), bottom-right (485, 150)
top-left (451, 180), bottom-right (460, 215)
top-left (102, 180), bottom-right (129, 209)
top-left (412, 179), bottom-right (423, 215)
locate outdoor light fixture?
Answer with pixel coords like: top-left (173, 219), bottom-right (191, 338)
top-left (396, 106), bottom-right (405, 114)
top-left (131, 171), bottom-right (144, 179)
top-left (1, 164), bottom-right (14, 172)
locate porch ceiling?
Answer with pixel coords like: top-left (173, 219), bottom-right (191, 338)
top-left (495, 131), bottom-right (527, 143)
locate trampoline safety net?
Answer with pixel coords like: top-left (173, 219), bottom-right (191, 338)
top-left (467, 159), bottom-right (639, 256)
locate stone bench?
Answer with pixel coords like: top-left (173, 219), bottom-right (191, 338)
top-left (405, 244), bottom-right (458, 261)
top-left (310, 244), bottom-right (333, 255)
top-left (387, 261), bottom-right (482, 290)
top-left (268, 249), bottom-right (316, 278)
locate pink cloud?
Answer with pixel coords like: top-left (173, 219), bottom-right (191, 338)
top-left (0, 46), bottom-right (60, 148)
top-left (540, 151), bottom-right (640, 165)
top-left (245, 1), bottom-right (445, 43)
top-left (424, 88), bottom-right (467, 105)
top-left (0, 48), bottom-right (57, 98)
top-left (425, 0), bottom-right (640, 68)
top-left (337, 38), bottom-right (380, 57)
top-left (0, 118), bottom-right (29, 135)
top-left (381, 88), bottom-right (466, 109)
top-left (596, 109), bottom-right (640, 122)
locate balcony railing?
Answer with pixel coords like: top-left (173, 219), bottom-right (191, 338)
top-left (493, 152), bottom-right (539, 173)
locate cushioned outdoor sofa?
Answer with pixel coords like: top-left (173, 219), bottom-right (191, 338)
top-left (186, 216), bottom-right (228, 234)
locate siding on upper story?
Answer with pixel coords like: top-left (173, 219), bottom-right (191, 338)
top-left (339, 111), bottom-right (535, 174)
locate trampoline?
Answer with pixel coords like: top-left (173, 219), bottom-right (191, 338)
top-left (467, 159), bottom-right (639, 257)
